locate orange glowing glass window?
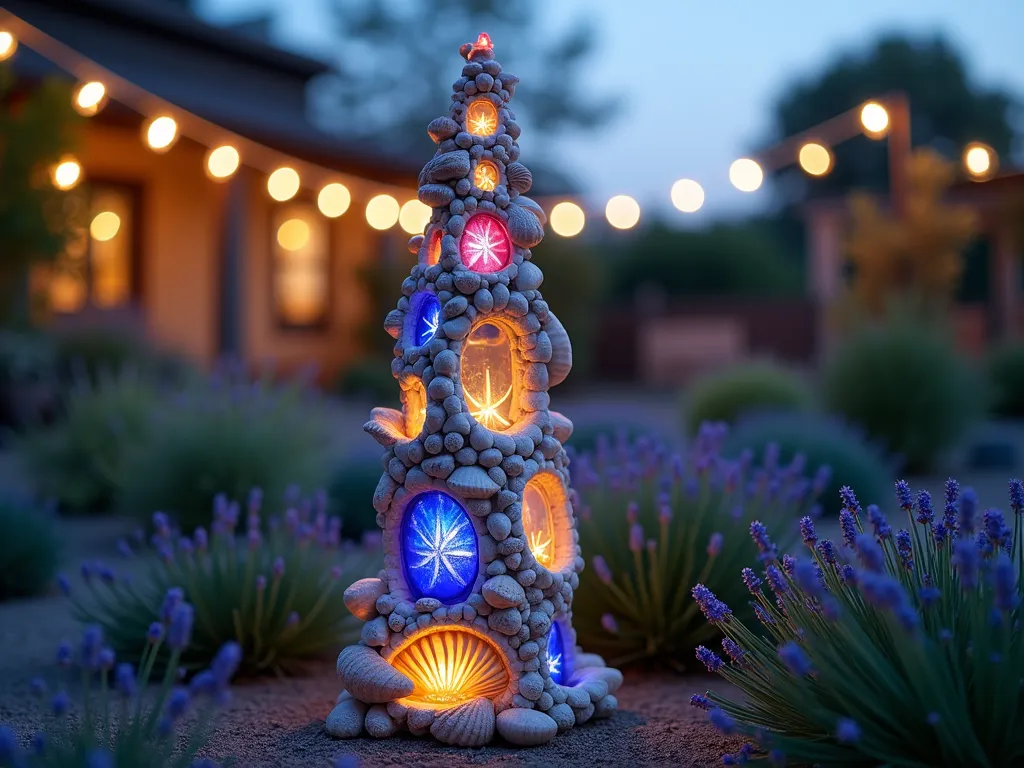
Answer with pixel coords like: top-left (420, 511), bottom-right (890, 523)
top-left (474, 160), bottom-right (499, 192)
top-left (466, 100), bottom-right (498, 137)
top-left (404, 379), bottom-right (427, 437)
top-left (391, 627), bottom-right (510, 707)
top-left (426, 228), bottom-right (442, 266)
top-left (523, 482), bottom-right (555, 568)
top-left (461, 321), bottom-right (515, 431)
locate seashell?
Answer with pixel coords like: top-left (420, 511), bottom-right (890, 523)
top-left (391, 628), bottom-right (510, 706)
top-left (544, 312), bottom-right (572, 388)
top-left (495, 708), bottom-right (557, 746)
top-left (447, 465), bottom-right (500, 499)
top-left (514, 260), bottom-right (543, 291)
top-left (420, 150), bottom-right (471, 184)
top-left (430, 696), bottom-right (496, 747)
top-left (505, 162), bottom-right (533, 194)
top-left (325, 695), bottom-right (367, 739)
top-left (418, 183), bottom-right (455, 208)
top-left (573, 666), bottom-right (622, 695)
top-left (406, 705), bottom-right (436, 734)
top-left (573, 651), bottom-right (605, 670)
top-left (364, 407), bottom-right (406, 447)
top-left (336, 645), bottom-right (414, 704)
top-left (482, 574), bottom-right (525, 609)
top-left (505, 203), bottom-right (545, 249)
top-left (407, 234), bottom-right (424, 254)
top-left (364, 703), bottom-right (396, 738)
top-left (515, 196), bottom-right (546, 225)
top-left (383, 309), bottom-right (404, 340)
top-left (344, 577), bottom-right (388, 621)
top-left (549, 411), bottom-right (574, 444)
top-left (428, 116), bottom-right (460, 143)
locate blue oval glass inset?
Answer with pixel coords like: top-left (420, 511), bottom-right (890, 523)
top-left (413, 293), bottom-right (441, 347)
top-left (401, 491), bottom-right (479, 603)
top-left (548, 620), bottom-right (570, 685)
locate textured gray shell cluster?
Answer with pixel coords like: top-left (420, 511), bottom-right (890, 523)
top-left (327, 36), bottom-right (621, 748)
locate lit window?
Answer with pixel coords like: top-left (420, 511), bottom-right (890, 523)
top-left (474, 160), bottom-right (499, 192)
top-left (461, 320), bottom-right (516, 431)
top-left (50, 184), bottom-right (137, 313)
top-left (466, 100), bottom-right (498, 137)
top-left (272, 204), bottom-right (329, 328)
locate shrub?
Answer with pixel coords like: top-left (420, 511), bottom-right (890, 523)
top-left (334, 358), bottom-right (398, 406)
top-left (0, 614), bottom-right (239, 767)
top-left (725, 411), bottom-right (895, 511)
top-left (691, 478), bottom-right (1024, 767)
top-left (68, 490), bottom-right (380, 677)
top-left (986, 341), bottom-right (1024, 419)
top-left (15, 371), bottom-right (158, 514)
top-left (328, 454), bottom-right (385, 540)
top-left (571, 424), bottom-right (828, 667)
top-left (116, 372), bottom-right (334, 533)
top-left (0, 496), bottom-right (60, 600)
top-left (566, 422), bottom-right (651, 456)
top-left (0, 330), bottom-right (57, 431)
top-left (684, 361), bottom-right (814, 434)
top-left (51, 326), bottom-right (193, 389)
top-left (822, 321), bottom-right (983, 473)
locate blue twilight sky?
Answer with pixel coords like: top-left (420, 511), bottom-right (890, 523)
top-left (203, 0), bottom-right (1024, 221)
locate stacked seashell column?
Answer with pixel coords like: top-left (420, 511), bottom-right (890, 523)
top-left (327, 33), bottom-right (621, 748)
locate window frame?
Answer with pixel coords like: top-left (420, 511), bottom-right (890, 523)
top-left (269, 198), bottom-right (334, 332)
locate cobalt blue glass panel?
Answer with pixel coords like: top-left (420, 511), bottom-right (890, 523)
top-left (548, 620), bottom-right (570, 685)
top-left (401, 491), bottom-right (478, 603)
top-left (412, 293), bottom-right (441, 347)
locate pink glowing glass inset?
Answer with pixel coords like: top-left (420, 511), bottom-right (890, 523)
top-left (459, 213), bottom-right (512, 273)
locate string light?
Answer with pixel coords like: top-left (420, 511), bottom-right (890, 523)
top-left (318, 182), bottom-right (351, 218)
top-left (205, 145), bottom-right (240, 180)
top-left (605, 195), bottom-right (640, 229)
top-left (267, 167), bottom-right (300, 202)
top-left (51, 157), bottom-right (82, 190)
top-left (729, 158), bottom-right (763, 192)
top-left (73, 81), bottom-right (107, 116)
top-left (798, 142), bottom-right (832, 176)
top-left (671, 179), bottom-right (704, 213)
top-left (144, 116), bottom-right (178, 152)
top-left (549, 202), bottom-right (585, 237)
top-left (860, 101), bottom-right (889, 137)
top-left (89, 211), bottom-right (121, 242)
top-left (399, 199), bottom-right (432, 235)
top-left (0, 31), bottom-right (16, 62)
top-left (366, 194), bottom-right (400, 230)
top-left (963, 142), bottom-right (996, 180)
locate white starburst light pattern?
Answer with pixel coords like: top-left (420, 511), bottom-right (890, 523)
top-left (465, 368), bottom-right (513, 429)
top-left (528, 529), bottom-right (552, 566)
top-left (548, 650), bottom-right (562, 680)
top-left (407, 496), bottom-right (477, 595)
top-left (419, 304), bottom-right (440, 345)
top-left (460, 214), bottom-right (511, 272)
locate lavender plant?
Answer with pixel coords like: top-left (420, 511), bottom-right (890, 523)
top-left (66, 489), bottom-right (380, 677)
top-left (0, 496), bottom-right (60, 600)
top-left (691, 479), bottom-right (1024, 767)
top-left (571, 425), bottom-right (828, 667)
top-left (0, 597), bottom-right (239, 767)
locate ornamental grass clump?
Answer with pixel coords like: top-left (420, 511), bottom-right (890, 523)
top-left (571, 424), bottom-right (829, 667)
top-left (692, 478), bottom-right (1024, 767)
top-left (0, 603), bottom-right (239, 767)
top-left (67, 488), bottom-right (380, 677)
top-left (0, 496), bottom-right (61, 600)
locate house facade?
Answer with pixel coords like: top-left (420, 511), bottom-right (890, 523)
top-left (4, 0), bottom-right (420, 380)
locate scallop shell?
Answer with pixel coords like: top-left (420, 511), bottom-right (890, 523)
top-left (325, 695), bottom-right (367, 739)
top-left (343, 577), bottom-right (387, 621)
top-left (430, 696), bottom-right (496, 747)
top-left (427, 116), bottom-right (460, 143)
top-left (418, 183), bottom-right (456, 208)
top-left (364, 703), bottom-right (396, 738)
top-left (495, 708), bottom-right (558, 746)
top-left (364, 408), bottom-right (406, 447)
top-left (391, 628), bottom-right (510, 706)
top-left (407, 234), bottom-right (424, 254)
top-left (384, 309), bottom-right (404, 340)
top-left (336, 645), bottom-right (413, 704)
top-left (549, 411), bottom-right (574, 444)
top-left (544, 312), bottom-right (573, 388)
top-left (515, 196), bottom-right (547, 225)
top-left (506, 203), bottom-right (545, 249)
top-left (447, 465), bottom-right (500, 499)
top-left (504, 162), bottom-right (533, 194)
top-left (420, 150), bottom-right (471, 184)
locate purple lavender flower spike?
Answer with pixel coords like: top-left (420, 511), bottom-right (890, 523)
top-left (895, 529), bottom-right (914, 571)
top-left (272, 556), bottom-right (286, 580)
top-left (817, 539), bottom-right (837, 565)
top-left (709, 707), bottom-right (736, 734)
top-left (916, 490), bottom-right (934, 525)
top-left (781, 554), bottom-right (796, 575)
top-left (866, 505), bottom-right (891, 540)
top-left (839, 509), bottom-right (858, 548)
top-left (895, 480), bottom-right (913, 510)
top-left (839, 564), bottom-right (858, 586)
top-left (839, 485), bottom-right (861, 514)
top-left (600, 613), bottom-right (619, 634)
top-left (1010, 479), bottom-right (1024, 514)
top-left (836, 718), bottom-right (861, 743)
top-left (167, 603), bottom-right (194, 651)
top-left (959, 488), bottom-right (977, 535)
top-left (147, 622), bottom-right (164, 643)
top-left (255, 575), bottom-right (267, 592)
top-left (952, 538), bottom-right (979, 590)
top-left (778, 641), bottom-right (811, 676)
top-left (993, 553), bottom-right (1018, 612)
top-left (160, 588), bottom-right (184, 624)
top-left (628, 523), bottom-right (644, 553)
top-left (933, 522), bottom-right (948, 548)
top-left (692, 584), bottom-right (732, 624)
top-left (854, 534), bottom-right (884, 572)
top-left (592, 556), bottom-right (613, 586)
top-left (741, 567), bottom-right (761, 594)
top-left (57, 573), bottom-right (70, 596)
top-left (115, 663), bottom-right (137, 698)
top-left (765, 565), bottom-right (790, 595)
top-left (51, 690), bottom-right (70, 716)
top-left (799, 516), bottom-right (817, 548)
top-left (80, 625), bottom-right (103, 669)
top-left (811, 465), bottom-right (832, 497)
top-left (689, 693), bottom-right (712, 710)
top-left (753, 603), bottom-right (775, 625)
top-left (793, 559), bottom-right (823, 598)
top-left (749, 521), bottom-right (777, 561)
top-left (722, 637), bottom-right (745, 663)
top-left (707, 532), bottom-right (724, 557)
top-left (696, 645), bottom-right (724, 672)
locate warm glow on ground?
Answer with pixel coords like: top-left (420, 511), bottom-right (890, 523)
top-left (549, 202), bottom-right (585, 237)
top-left (366, 194), bottom-right (400, 230)
top-left (729, 158), bottom-right (763, 192)
top-left (318, 182), bottom-right (351, 218)
top-left (145, 116), bottom-right (178, 151)
top-left (268, 167), bottom-right (300, 202)
top-left (391, 627), bottom-right (510, 707)
top-left (51, 158), bottom-right (82, 190)
top-left (605, 195), bottom-right (640, 229)
top-left (89, 211), bottom-right (121, 242)
top-left (860, 102), bottom-right (889, 137)
top-left (74, 82), bottom-right (106, 116)
top-left (798, 142), bottom-right (832, 176)
top-left (466, 100), bottom-right (498, 137)
top-left (206, 145), bottom-right (240, 180)
top-left (400, 199), bottom-right (432, 234)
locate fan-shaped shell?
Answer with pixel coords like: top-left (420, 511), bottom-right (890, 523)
top-left (544, 312), bottom-right (572, 387)
top-left (430, 696), bottom-right (496, 747)
top-left (391, 628), bottom-right (510, 707)
top-left (505, 162), bottom-right (533, 194)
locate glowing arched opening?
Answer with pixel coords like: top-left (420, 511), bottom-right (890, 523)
top-left (391, 626), bottom-right (510, 707)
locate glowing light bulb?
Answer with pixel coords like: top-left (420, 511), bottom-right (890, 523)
top-left (205, 145), bottom-right (240, 180)
top-left (365, 194), bottom-right (400, 230)
top-left (318, 182), bottom-right (351, 218)
top-left (89, 211), bottom-right (121, 242)
top-left (963, 143), bottom-right (996, 179)
top-left (605, 195), bottom-right (640, 230)
top-left (268, 167), bottom-right (300, 202)
top-left (466, 100), bottom-right (498, 137)
top-left (0, 31), bottom-right (16, 62)
top-left (729, 158), bottom-right (763, 192)
top-left (277, 218), bottom-right (310, 251)
top-left (860, 102), bottom-right (889, 137)
top-left (145, 116), bottom-right (178, 152)
top-left (798, 142), bottom-right (832, 176)
top-left (549, 202), bottom-right (585, 237)
top-left (74, 82), bottom-right (106, 116)
top-left (400, 199), bottom-right (432, 234)
top-left (51, 157), bottom-right (82, 190)
top-left (670, 179), bottom-right (704, 213)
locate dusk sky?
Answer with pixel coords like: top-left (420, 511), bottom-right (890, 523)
top-left (204, 0), bottom-right (1024, 221)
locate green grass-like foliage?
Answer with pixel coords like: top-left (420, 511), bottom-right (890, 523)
top-left (117, 372), bottom-right (334, 533)
top-left (725, 411), bottom-right (895, 511)
top-left (986, 341), bottom-right (1024, 419)
top-left (328, 455), bottom-right (387, 540)
top-left (571, 425), bottom-right (827, 668)
top-left (822, 321), bottom-right (983, 473)
top-left (0, 496), bottom-right (60, 600)
top-left (684, 361), bottom-right (814, 435)
top-left (16, 370), bottom-right (157, 514)
top-left (0, 605), bottom-right (239, 767)
top-left (69, 491), bottom-right (380, 677)
top-left (692, 478), bottom-right (1024, 767)
top-left (51, 326), bottom-right (194, 390)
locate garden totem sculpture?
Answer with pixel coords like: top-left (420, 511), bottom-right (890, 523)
top-left (327, 34), bottom-right (621, 747)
